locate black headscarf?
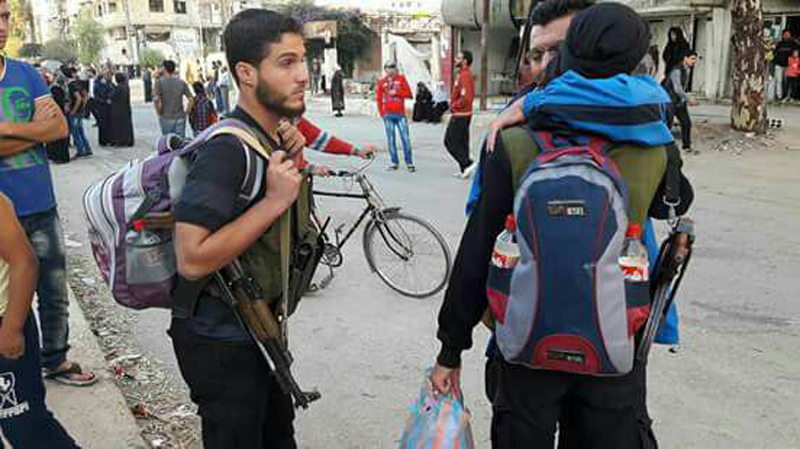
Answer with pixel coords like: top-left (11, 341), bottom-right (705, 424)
top-left (558, 2), bottom-right (651, 79)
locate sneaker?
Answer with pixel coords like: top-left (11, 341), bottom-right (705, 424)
top-left (460, 161), bottom-right (478, 179)
top-left (452, 171), bottom-right (464, 178)
top-left (387, 164), bottom-right (399, 171)
top-left (407, 164), bottom-right (416, 173)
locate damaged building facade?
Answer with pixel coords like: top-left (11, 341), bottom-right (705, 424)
top-left (440, 0), bottom-right (800, 102)
top-left (623, 0), bottom-right (800, 101)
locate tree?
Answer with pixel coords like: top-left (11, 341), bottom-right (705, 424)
top-left (74, 8), bottom-right (106, 65)
top-left (43, 38), bottom-right (77, 63)
top-left (140, 48), bottom-right (165, 69)
top-left (5, 0), bottom-right (29, 56)
top-left (280, 1), bottom-right (374, 77)
top-left (730, 0), bottom-right (767, 134)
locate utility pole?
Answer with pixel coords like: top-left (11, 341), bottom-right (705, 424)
top-left (479, 0), bottom-right (489, 111)
top-left (198, 1), bottom-right (206, 59)
top-left (123, 0), bottom-right (137, 65)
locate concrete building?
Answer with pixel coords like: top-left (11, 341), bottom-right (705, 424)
top-left (619, 0), bottom-right (800, 100)
top-left (441, 0), bottom-right (532, 97)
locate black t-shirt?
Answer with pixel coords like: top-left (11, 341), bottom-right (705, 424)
top-left (173, 107), bottom-right (270, 341)
top-left (775, 39), bottom-right (799, 67)
top-left (67, 80), bottom-right (83, 114)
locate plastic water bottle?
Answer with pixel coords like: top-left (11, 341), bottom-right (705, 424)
top-left (487, 215), bottom-right (520, 322)
top-left (491, 215), bottom-right (520, 270)
top-left (619, 223), bottom-right (649, 282)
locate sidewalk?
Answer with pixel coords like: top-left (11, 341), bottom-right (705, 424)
top-left (29, 289), bottom-right (147, 448)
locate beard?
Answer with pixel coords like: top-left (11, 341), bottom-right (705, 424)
top-left (255, 77), bottom-right (305, 119)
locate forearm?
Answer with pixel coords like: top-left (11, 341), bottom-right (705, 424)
top-left (436, 141), bottom-right (513, 368)
top-left (2, 258), bottom-right (38, 332)
top-left (0, 140), bottom-right (37, 157)
top-left (0, 115), bottom-right (68, 156)
top-left (177, 199), bottom-right (291, 279)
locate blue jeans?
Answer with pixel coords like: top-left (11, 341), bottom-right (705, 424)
top-left (67, 115), bottom-right (91, 155)
top-left (216, 87), bottom-right (230, 115)
top-left (19, 208), bottom-right (70, 372)
top-left (160, 117), bottom-right (187, 139)
top-left (383, 114), bottom-right (413, 165)
top-left (0, 315), bottom-right (79, 448)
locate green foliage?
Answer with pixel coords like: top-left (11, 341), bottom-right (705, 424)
top-left (74, 8), bottom-right (106, 65)
top-left (18, 43), bottom-right (43, 58)
top-left (279, 1), bottom-right (374, 77)
top-left (335, 16), bottom-right (374, 76)
top-left (140, 48), bottom-right (165, 69)
top-left (43, 38), bottom-right (77, 63)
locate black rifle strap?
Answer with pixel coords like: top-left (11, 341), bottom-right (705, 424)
top-left (663, 142), bottom-right (682, 207)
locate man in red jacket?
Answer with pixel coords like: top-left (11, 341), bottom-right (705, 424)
top-left (376, 62), bottom-right (415, 172)
top-left (444, 51), bottom-right (476, 179)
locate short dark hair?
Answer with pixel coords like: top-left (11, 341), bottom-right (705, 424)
top-left (462, 50), bottom-right (473, 66)
top-left (192, 81), bottom-right (205, 95)
top-left (223, 9), bottom-right (304, 86)
top-left (163, 59), bottom-right (176, 74)
top-left (531, 0), bottom-right (594, 26)
top-left (685, 50), bottom-right (698, 59)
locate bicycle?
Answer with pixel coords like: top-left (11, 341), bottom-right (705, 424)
top-left (309, 158), bottom-right (452, 299)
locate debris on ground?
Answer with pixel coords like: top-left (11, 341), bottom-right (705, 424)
top-left (67, 253), bottom-right (202, 449)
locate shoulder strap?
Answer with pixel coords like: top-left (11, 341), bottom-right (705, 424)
top-left (207, 122), bottom-right (291, 342)
top-left (500, 127), bottom-right (539, 192)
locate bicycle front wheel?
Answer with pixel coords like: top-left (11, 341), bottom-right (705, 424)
top-left (363, 211), bottom-right (452, 298)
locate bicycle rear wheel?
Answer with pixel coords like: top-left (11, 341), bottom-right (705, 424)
top-left (363, 211), bottom-right (452, 298)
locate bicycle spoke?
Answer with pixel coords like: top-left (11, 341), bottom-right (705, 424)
top-left (366, 213), bottom-right (451, 298)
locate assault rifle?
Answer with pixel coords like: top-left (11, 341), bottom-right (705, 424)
top-left (637, 217), bottom-right (695, 362)
top-left (214, 258), bottom-right (321, 409)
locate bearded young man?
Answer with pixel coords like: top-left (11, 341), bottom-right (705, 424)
top-left (168, 10), bottom-right (310, 448)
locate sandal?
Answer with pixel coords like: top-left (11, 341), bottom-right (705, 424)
top-left (45, 362), bottom-right (98, 387)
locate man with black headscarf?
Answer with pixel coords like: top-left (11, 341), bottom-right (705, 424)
top-left (431, 3), bottom-right (674, 447)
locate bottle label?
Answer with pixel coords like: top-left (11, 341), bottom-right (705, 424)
top-left (492, 249), bottom-right (519, 269)
top-left (620, 262), bottom-right (649, 282)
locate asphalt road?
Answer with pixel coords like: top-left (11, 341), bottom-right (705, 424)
top-left (50, 98), bottom-right (800, 448)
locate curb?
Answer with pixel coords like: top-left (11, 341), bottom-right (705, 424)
top-left (43, 287), bottom-right (148, 448)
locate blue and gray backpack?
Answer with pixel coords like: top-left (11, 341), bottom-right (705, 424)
top-left (488, 129), bottom-right (650, 376)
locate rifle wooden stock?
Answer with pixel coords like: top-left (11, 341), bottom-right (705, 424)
top-left (215, 259), bottom-right (321, 409)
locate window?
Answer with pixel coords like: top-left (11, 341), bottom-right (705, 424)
top-left (149, 0), bottom-right (164, 12)
top-left (174, 0), bottom-right (186, 14)
top-left (108, 1), bottom-right (117, 13)
top-left (97, 4), bottom-right (103, 16)
top-left (113, 27), bottom-right (126, 40)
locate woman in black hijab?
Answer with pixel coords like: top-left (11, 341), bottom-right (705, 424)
top-left (662, 27), bottom-right (690, 76)
top-left (330, 67), bottom-right (345, 117)
top-left (109, 72), bottom-right (134, 147)
top-left (94, 74), bottom-right (114, 147)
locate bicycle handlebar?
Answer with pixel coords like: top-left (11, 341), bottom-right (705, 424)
top-left (319, 154), bottom-right (376, 179)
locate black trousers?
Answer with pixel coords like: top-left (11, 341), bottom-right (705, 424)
top-left (444, 115), bottom-right (473, 171)
top-left (673, 102), bottom-right (692, 150)
top-left (168, 319), bottom-right (296, 449)
top-left (491, 357), bottom-right (657, 449)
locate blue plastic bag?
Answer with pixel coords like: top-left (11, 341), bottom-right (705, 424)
top-left (399, 371), bottom-right (475, 449)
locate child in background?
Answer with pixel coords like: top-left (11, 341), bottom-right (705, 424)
top-left (0, 193), bottom-right (80, 448)
top-left (787, 49), bottom-right (800, 102)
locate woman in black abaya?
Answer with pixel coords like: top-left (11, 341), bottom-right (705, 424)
top-left (94, 74), bottom-right (113, 147)
top-left (109, 72), bottom-right (134, 147)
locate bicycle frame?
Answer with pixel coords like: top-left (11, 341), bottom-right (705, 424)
top-left (312, 188), bottom-right (376, 250)
top-left (312, 163), bottom-right (395, 251)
